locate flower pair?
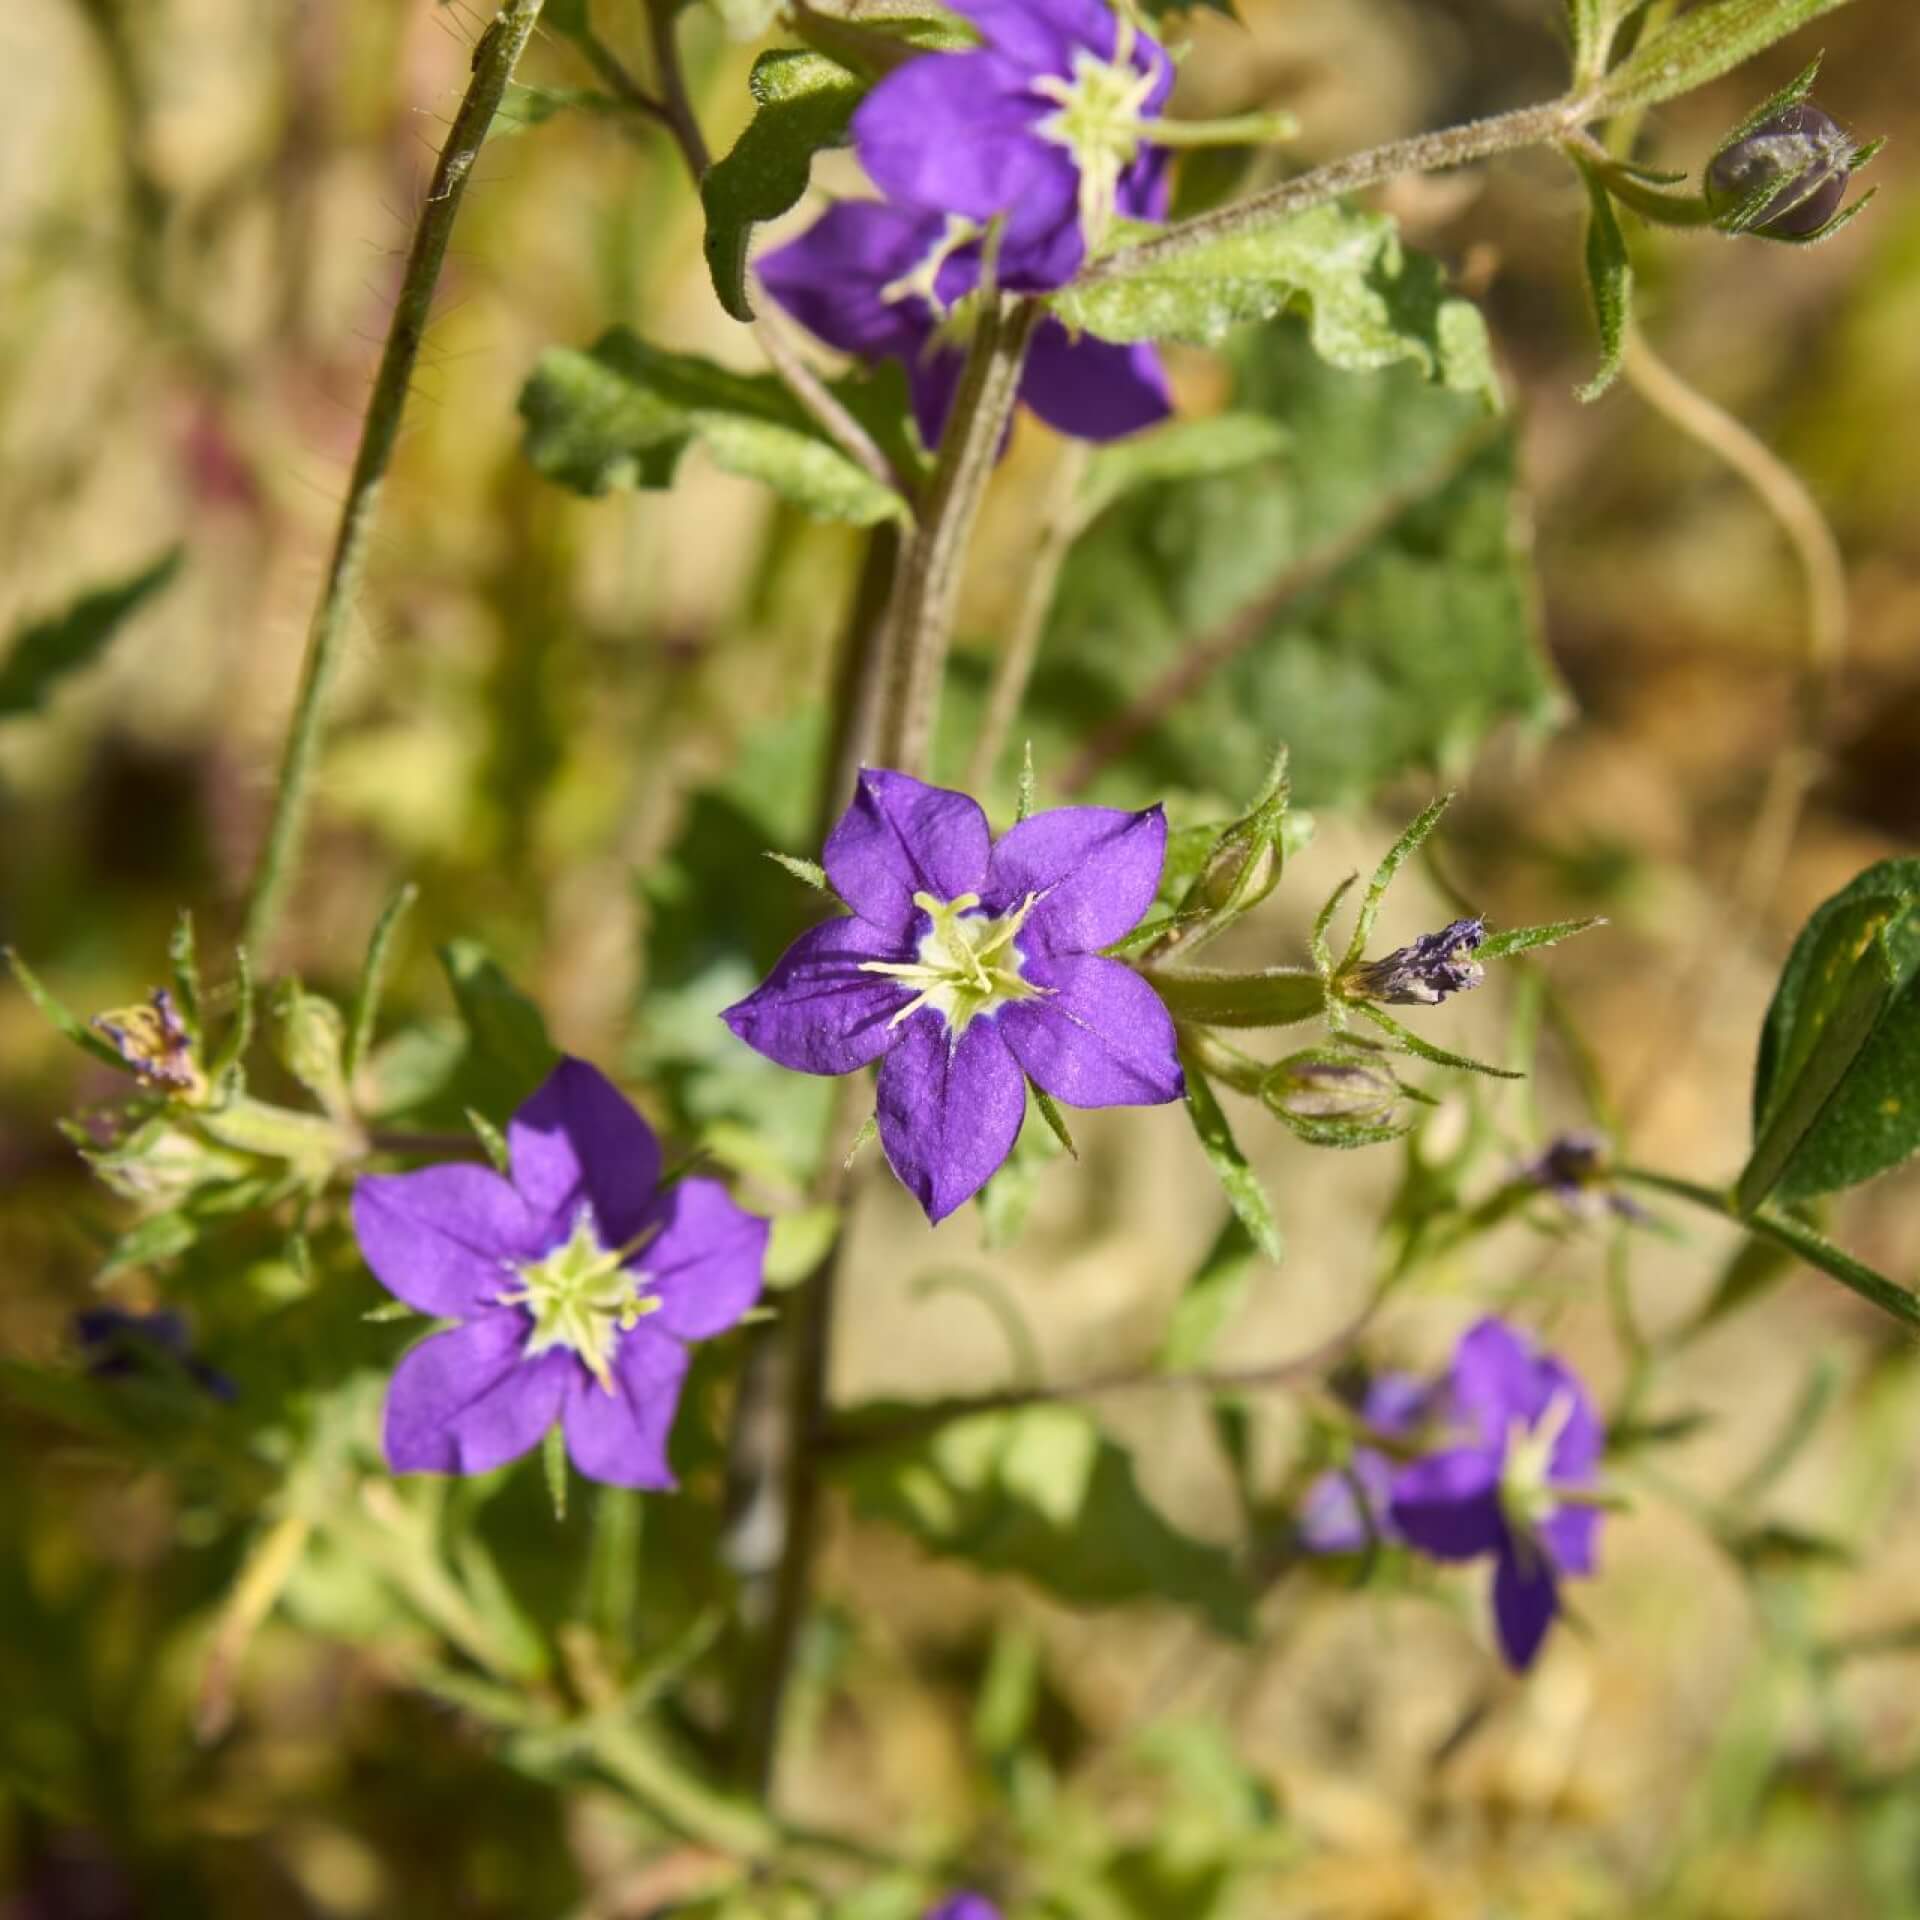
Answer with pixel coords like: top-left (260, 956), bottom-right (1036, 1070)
top-left (1301, 1319), bottom-right (1607, 1670)
top-left (761, 0), bottom-right (1179, 445)
top-left (723, 769), bottom-right (1185, 1223)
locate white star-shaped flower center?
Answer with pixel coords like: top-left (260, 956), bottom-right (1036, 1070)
top-left (1031, 23), bottom-right (1161, 249)
top-left (859, 889), bottom-right (1048, 1038)
top-left (498, 1209), bottom-right (660, 1393)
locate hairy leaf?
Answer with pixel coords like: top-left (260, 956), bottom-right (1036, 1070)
top-left (0, 548), bottom-right (182, 720)
top-left (1052, 206), bottom-right (1498, 405)
top-left (1576, 156), bottom-right (1634, 401)
top-left (520, 329), bottom-right (908, 524)
top-left (1595, 0), bottom-right (1860, 113)
top-left (1180, 1041), bottom-right (1284, 1261)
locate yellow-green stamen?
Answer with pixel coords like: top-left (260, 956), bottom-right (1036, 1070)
top-left (1031, 19), bottom-right (1160, 250)
top-left (859, 890), bottom-right (1048, 1038)
top-left (498, 1211), bottom-right (661, 1394)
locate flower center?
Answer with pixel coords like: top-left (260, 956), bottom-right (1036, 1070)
top-left (1498, 1390), bottom-right (1577, 1554)
top-left (497, 1209), bottom-right (660, 1394)
top-left (858, 890), bottom-right (1047, 1038)
top-left (1031, 22), bottom-right (1160, 248)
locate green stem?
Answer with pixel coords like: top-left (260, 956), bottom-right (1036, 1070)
top-left (1144, 965), bottom-right (1327, 1030)
top-left (878, 297), bottom-right (1039, 775)
top-left (241, 0), bottom-right (547, 959)
top-left (1617, 1166), bottom-right (1920, 1333)
top-left (1074, 95), bottom-right (1589, 287)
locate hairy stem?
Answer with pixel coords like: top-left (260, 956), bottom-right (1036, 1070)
top-left (241, 1), bottom-right (546, 958)
top-left (879, 298), bottom-right (1039, 774)
top-left (1073, 96), bottom-right (1590, 287)
top-left (965, 441), bottom-right (1087, 792)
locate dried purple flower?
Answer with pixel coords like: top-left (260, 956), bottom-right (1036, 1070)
top-left (1347, 917), bottom-right (1486, 1006)
top-left (722, 769), bottom-right (1183, 1224)
top-left (1389, 1318), bottom-right (1605, 1670)
top-left (354, 1059), bottom-right (767, 1488)
top-left (92, 988), bottom-right (205, 1099)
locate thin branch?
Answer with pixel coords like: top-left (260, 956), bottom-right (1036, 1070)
top-left (242, 0), bottom-right (549, 957)
top-left (1073, 96), bottom-right (1588, 289)
top-left (1059, 416), bottom-right (1500, 793)
top-left (642, 0), bottom-right (710, 177)
top-left (964, 439), bottom-right (1088, 792)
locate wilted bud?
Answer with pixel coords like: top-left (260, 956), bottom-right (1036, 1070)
top-left (1518, 1130), bottom-right (1647, 1222)
top-left (92, 988), bottom-right (207, 1102)
top-left (274, 983), bottom-right (351, 1117)
top-left (1268, 1054), bottom-right (1400, 1125)
top-left (1345, 917), bottom-right (1485, 1006)
top-left (1707, 102), bottom-right (1860, 240)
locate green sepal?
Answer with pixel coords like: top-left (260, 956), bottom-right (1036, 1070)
top-left (6, 947), bottom-right (139, 1074)
top-left (543, 1425), bottom-right (569, 1523)
top-left (1179, 1039), bottom-right (1284, 1260)
top-left (765, 849), bottom-right (830, 891)
top-left (1356, 1003), bottom-right (1522, 1078)
top-left (1340, 794), bottom-right (1454, 973)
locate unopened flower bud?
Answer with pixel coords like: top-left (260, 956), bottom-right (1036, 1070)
top-left (93, 988), bottom-right (207, 1101)
top-left (1707, 103), bottom-right (1855, 240)
top-left (1195, 835), bottom-right (1281, 917)
top-left (1346, 917), bottom-right (1485, 1006)
top-left (274, 983), bottom-right (351, 1116)
top-left (1268, 1054), bottom-right (1400, 1124)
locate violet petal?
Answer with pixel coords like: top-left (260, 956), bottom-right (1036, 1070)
top-left (384, 1314), bottom-right (569, 1476)
top-left (1492, 1547), bottom-right (1560, 1669)
top-left (508, 1057), bottom-right (664, 1251)
top-left (983, 803), bottom-right (1166, 952)
top-left (1389, 1446), bottom-right (1506, 1561)
top-left (722, 914), bottom-right (913, 1075)
top-left (1019, 326), bottom-right (1171, 443)
top-left (353, 1165), bottom-right (538, 1317)
top-left (997, 952), bottom-right (1183, 1108)
top-left (824, 769), bottom-right (992, 939)
top-left (639, 1176), bottom-right (769, 1342)
top-left (559, 1323), bottom-right (689, 1490)
top-left (876, 1011), bottom-right (1027, 1223)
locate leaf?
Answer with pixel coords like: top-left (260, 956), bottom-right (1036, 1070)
top-left (440, 940), bottom-right (560, 1116)
top-left (519, 328), bottom-right (908, 525)
top-left (1575, 156), bottom-right (1634, 402)
top-left (1744, 860), bottom-right (1920, 1204)
top-left (1052, 205), bottom-right (1499, 405)
top-left (0, 548), bottom-right (182, 719)
top-left (7, 948), bottom-right (136, 1073)
top-left (1594, 0), bottom-right (1861, 113)
top-left (1180, 1041), bottom-right (1283, 1261)
top-left (1477, 915), bottom-right (1605, 960)
top-left (347, 882), bottom-right (418, 1084)
top-left (1076, 413), bottom-right (1291, 526)
top-left (1341, 793), bottom-right (1454, 971)
top-left (1156, 1216), bottom-right (1262, 1371)
top-left (1039, 324), bottom-right (1562, 811)
top-left (1356, 1004), bottom-right (1522, 1078)
top-left (840, 1403), bottom-right (1253, 1635)
top-left (764, 850), bottom-right (830, 891)
top-left (488, 81), bottom-right (620, 140)
top-left (701, 50), bottom-right (865, 322)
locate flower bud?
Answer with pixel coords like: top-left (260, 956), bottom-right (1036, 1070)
top-left (1707, 103), bottom-right (1855, 240)
top-left (1194, 833), bottom-right (1281, 918)
top-left (73, 1111), bottom-right (256, 1204)
top-left (1268, 1054), bottom-right (1400, 1125)
top-left (274, 983), bottom-right (351, 1117)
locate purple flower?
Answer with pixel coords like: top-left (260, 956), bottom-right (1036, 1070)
top-left (853, 0), bottom-right (1174, 288)
top-left (1389, 1318), bottom-right (1605, 1671)
top-left (1348, 916), bottom-right (1486, 1006)
top-left (1297, 1372), bottom-right (1432, 1554)
top-left (75, 1306), bottom-right (236, 1402)
top-left (1518, 1131), bottom-right (1647, 1223)
top-left (722, 769), bottom-right (1184, 1224)
top-left (759, 200), bottom-right (1169, 451)
top-left (925, 1899), bottom-right (1003, 1920)
top-left (354, 1059), bottom-right (767, 1489)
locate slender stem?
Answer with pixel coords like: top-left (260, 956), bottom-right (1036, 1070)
top-left (241, 0), bottom-right (547, 958)
top-left (751, 301), bottom-right (911, 499)
top-left (642, 0), bottom-right (710, 176)
top-left (1617, 1167), bottom-right (1920, 1333)
top-left (964, 440), bottom-right (1087, 792)
top-left (1073, 96), bottom-right (1589, 288)
top-left (575, 22), bottom-right (674, 131)
top-left (1060, 416), bottom-right (1498, 793)
top-left (878, 298), bottom-right (1039, 774)
top-left (819, 526), bottom-right (902, 823)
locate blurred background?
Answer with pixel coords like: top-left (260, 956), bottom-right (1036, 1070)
top-left (4, 0), bottom-right (1920, 1914)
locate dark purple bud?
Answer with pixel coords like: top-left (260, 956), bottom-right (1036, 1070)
top-left (1707, 103), bottom-right (1855, 239)
top-left (92, 987), bottom-right (205, 1098)
top-left (1348, 917), bottom-right (1485, 1006)
top-left (75, 1306), bottom-right (237, 1401)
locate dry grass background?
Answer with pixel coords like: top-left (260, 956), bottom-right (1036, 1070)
top-left (4, 0), bottom-right (1920, 1913)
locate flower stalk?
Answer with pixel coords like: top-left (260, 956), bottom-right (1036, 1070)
top-left (241, 0), bottom-right (548, 959)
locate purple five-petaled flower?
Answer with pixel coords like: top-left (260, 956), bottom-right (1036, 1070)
top-left (722, 769), bottom-right (1184, 1225)
top-left (1389, 1318), bottom-right (1605, 1671)
top-left (759, 202), bottom-right (1169, 452)
top-left (354, 1059), bottom-right (767, 1489)
top-left (1295, 1372), bottom-right (1433, 1554)
top-left (854, 0), bottom-right (1174, 288)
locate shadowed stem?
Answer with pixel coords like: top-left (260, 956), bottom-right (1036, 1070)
top-left (242, 0), bottom-right (547, 958)
top-left (878, 297), bottom-right (1040, 775)
top-left (1073, 95), bottom-right (1590, 287)
top-left (965, 440), bottom-right (1088, 793)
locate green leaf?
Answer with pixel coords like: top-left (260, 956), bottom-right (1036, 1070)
top-left (701, 50), bottom-right (865, 322)
top-left (1076, 413), bottom-right (1291, 526)
top-left (1745, 860), bottom-right (1920, 1204)
top-left (519, 328), bottom-right (908, 525)
top-left (764, 849), bottom-right (830, 891)
top-left (4, 950), bottom-right (129, 1073)
top-left (1477, 915), bottom-right (1605, 960)
top-left (1341, 793), bottom-right (1454, 970)
top-left (440, 940), bottom-right (560, 1115)
top-left (1575, 156), bottom-right (1634, 402)
top-left (1594, 0), bottom-right (1861, 114)
top-left (488, 81), bottom-right (620, 141)
top-left (840, 1403), bottom-right (1253, 1635)
top-left (1156, 1216), bottom-right (1262, 1371)
top-left (1052, 205), bottom-right (1499, 405)
top-left (346, 882), bottom-right (418, 1084)
top-left (1179, 1041), bottom-right (1284, 1261)
top-left (1039, 324), bottom-right (1562, 811)
top-left (1357, 1004), bottom-right (1522, 1078)
top-left (0, 548), bottom-right (182, 719)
